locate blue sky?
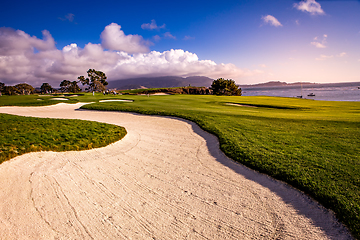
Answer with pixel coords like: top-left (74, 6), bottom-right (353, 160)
top-left (0, 0), bottom-right (359, 86)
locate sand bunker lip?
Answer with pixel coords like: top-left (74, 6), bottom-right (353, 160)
top-left (99, 99), bottom-right (134, 102)
top-left (0, 103), bottom-right (353, 240)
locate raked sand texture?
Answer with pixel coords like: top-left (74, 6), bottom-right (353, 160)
top-left (0, 103), bottom-right (353, 239)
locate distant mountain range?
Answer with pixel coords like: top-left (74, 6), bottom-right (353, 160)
top-left (107, 76), bottom-right (214, 90)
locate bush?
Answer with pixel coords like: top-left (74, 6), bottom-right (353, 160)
top-left (210, 78), bottom-right (242, 96)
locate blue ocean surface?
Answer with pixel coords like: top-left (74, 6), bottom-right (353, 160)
top-left (241, 82), bottom-right (360, 102)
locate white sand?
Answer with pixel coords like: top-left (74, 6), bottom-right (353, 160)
top-left (226, 103), bottom-right (257, 108)
top-left (50, 98), bottom-right (68, 101)
top-left (0, 103), bottom-right (353, 239)
top-left (140, 93), bottom-right (172, 96)
top-left (152, 93), bottom-right (172, 95)
top-left (99, 99), bottom-right (133, 102)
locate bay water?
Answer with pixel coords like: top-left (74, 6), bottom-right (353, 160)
top-left (241, 82), bottom-right (360, 102)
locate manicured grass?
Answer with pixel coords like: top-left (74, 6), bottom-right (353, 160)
top-left (0, 94), bottom-right (79, 106)
top-left (0, 93), bottom-right (129, 106)
top-left (0, 113), bottom-right (127, 164)
top-left (81, 95), bottom-right (360, 239)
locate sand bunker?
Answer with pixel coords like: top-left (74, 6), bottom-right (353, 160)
top-left (50, 97), bottom-right (69, 101)
top-left (99, 99), bottom-right (134, 102)
top-left (226, 103), bottom-right (257, 108)
top-left (152, 93), bottom-right (172, 95)
top-left (141, 93), bottom-right (172, 96)
top-left (0, 103), bottom-right (353, 239)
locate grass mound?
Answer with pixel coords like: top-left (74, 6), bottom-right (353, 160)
top-left (0, 113), bottom-right (127, 164)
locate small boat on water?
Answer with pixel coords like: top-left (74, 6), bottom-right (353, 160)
top-left (307, 93), bottom-right (315, 97)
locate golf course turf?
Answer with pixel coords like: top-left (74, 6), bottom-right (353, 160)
top-left (1, 93), bottom-right (359, 238)
top-left (82, 94), bottom-right (360, 239)
top-left (0, 112), bottom-right (127, 164)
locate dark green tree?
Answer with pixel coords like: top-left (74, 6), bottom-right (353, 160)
top-left (69, 81), bottom-right (81, 93)
top-left (0, 82), bottom-right (4, 96)
top-left (14, 83), bottom-right (34, 95)
top-left (2, 86), bottom-right (18, 95)
top-left (78, 69), bottom-right (108, 92)
top-left (60, 80), bottom-right (81, 93)
top-left (60, 80), bottom-right (71, 92)
top-left (210, 78), bottom-right (242, 96)
top-left (40, 83), bottom-right (53, 94)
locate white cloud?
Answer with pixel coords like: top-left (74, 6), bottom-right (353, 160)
top-left (100, 23), bottom-right (150, 54)
top-left (295, 20), bottom-right (300, 25)
top-left (311, 34), bottom-right (327, 48)
top-left (311, 42), bottom-right (326, 48)
top-left (107, 49), bottom-right (249, 80)
top-left (294, 0), bottom-right (325, 15)
top-left (164, 32), bottom-right (176, 39)
top-left (315, 54), bottom-right (333, 61)
top-left (0, 25), bottom-right (252, 87)
top-left (141, 20), bottom-right (165, 30)
top-left (337, 52), bottom-right (346, 57)
top-left (261, 15), bottom-right (283, 27)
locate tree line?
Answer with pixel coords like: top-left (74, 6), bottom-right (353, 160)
top-left (0, 69), bottom-right (241, 96)
top-left (0, 69), bottom-right (109, 95)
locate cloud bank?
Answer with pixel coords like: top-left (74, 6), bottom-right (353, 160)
top-left (0, 24), bottom-right (248, 87)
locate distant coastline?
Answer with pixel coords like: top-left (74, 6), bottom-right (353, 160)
top-left (240, 81), bottom-right (360, 89)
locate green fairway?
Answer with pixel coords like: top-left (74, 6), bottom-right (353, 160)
top-left (81, 94), bottom-right (360, 238)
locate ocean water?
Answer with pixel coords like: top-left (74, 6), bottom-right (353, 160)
top-left (241, 82), bottom-right (360, 102)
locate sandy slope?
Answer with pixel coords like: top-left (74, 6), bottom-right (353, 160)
top-left (0, 103), bottom-right (353, 239)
